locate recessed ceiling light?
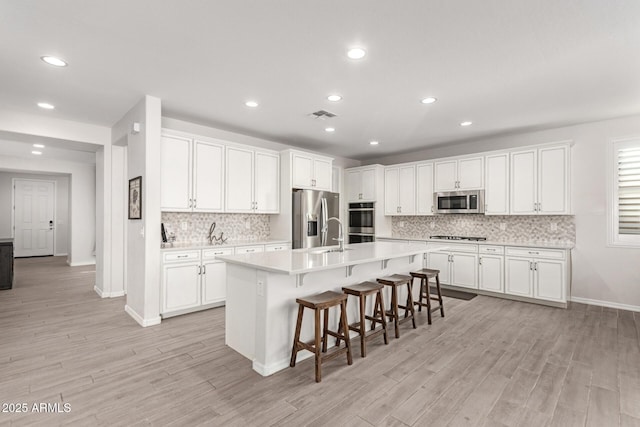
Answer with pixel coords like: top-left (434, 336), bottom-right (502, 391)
top-left (325, 127), bottom-right (335, 133)
top-left (460, 121), bottom-right (473, 127)
top-left (347, 47), bottom-right (366, 59)
top-left (41, 56), bottom-right (67, 67)
top-left (37, 102), bottom-right (55, 110)
top-left (421, 97), bottom-right (437, 104)
top-left (327, 95), bottom-right (342, 102)
top-left (33, 144), bottom-right (45, 148)
top-left (369, 140), bottom-right (379, 146)
top-left (245, 100), bottom-right (259, 108)
top-left (32, 151), bottom-right (42, 155)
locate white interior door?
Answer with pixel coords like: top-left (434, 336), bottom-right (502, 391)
top-left (14, 179), bottom-right (55, 257)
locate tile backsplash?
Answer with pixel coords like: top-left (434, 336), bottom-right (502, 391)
top-left (161, 212), bottom-right (270, 244)
top-left (392, 215), bottom-right (575, 243)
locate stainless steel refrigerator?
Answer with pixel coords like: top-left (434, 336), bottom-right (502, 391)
top-left (292, 189), bottom-right (340, 249)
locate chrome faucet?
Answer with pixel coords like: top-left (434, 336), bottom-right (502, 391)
top-left (326, 217), bottom-right (345, 252)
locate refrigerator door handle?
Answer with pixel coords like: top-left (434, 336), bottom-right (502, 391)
top-left (320, 197), bottom-right (328, 246)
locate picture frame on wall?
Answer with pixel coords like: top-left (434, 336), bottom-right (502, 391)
top-left (128, 176), bottom-right (142, 220)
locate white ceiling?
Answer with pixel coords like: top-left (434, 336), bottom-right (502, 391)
top-left (2, 1), bottom-right (639, 160)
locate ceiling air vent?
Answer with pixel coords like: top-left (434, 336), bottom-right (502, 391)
top-left (308, 110), bottom-right (337, 120)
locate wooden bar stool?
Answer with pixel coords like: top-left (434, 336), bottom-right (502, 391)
top-left (339, 281), bottom-right (388, 357)
top-left (290, 290), bottom-right (353, 382)
top-left (376, 274), bottom-right (416, 338)
top-left (410, 268), bottom-right (445, 325)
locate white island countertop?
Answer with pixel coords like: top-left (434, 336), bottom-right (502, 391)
top-left (217, 241), bottom-right (444, 275)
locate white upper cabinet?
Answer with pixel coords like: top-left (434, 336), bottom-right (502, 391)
top-left (510, 144), bottom-right (570, 215)
top-left (226, 146), bottom-right (280, 214)
top-left (161, 135), bottom-right (192, 211)
top-left (193, 140), bottom-right (224, 212)
top-left (254, 151), bottom-right (280, 213)
top-left (434, 156), bottom-right (483, 191)
top-left (384, 164), bottom-right (416, 215)
top-left (416, 162), bottom-right (434, 215)
top-left (291, 152), bottom-right (332, 191)
top-left (225, 146), bottom-right (254, 212)
top-left (161, 134), bottom-right (224, 212)
top-left (346, 166), bottom-right (379, 202)
top-left (484, 153), bottom-right (509, 215)
top-left (538, 145), bottom-right (570, 214)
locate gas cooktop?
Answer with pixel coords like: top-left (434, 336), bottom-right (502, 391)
top-left (430, 235), bottom-right (487, 241)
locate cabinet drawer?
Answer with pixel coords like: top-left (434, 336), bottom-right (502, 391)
top-left (202, 247), bottom-right (234, 259)
top-left (163, 250), bottom-right (200, 263)
top-left (427, 242), bottom-right (478, 253)
top-left (265, 243), bottom-right (291, 252)
top-left (505, 247), bottom-right (565, 260)
top-left (479, 245), bottom-right (504, 255)
top-left (235, 245), bottom-right (265, 254)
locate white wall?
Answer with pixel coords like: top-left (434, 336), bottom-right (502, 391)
top-left (113, 96), bottom-right (162, 327)
top-left (365, 115), bottom-right (640, 310)
top-left (0, 172), bottom-right (70, 255)
top-left (0, 156), bottom-right (96, 266)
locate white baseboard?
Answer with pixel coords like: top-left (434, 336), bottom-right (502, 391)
top-left (254, 351), bottom-right (314, 377)
top-left (67, 260), bottom-right (96, 267)
top-left (125, 305), bottom-right (162, 327)
top-left (94, 286), bottom-right (125, 298)
top-left (570, 296), bottom-right (640, 313)
top-left (54, 252), bottom-right (68, 257)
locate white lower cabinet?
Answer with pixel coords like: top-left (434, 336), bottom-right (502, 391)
top-left (478, 245), bottom-right (504, 293)
top-left (235, 245), bottom-right (265, 254)
top-left (422, 241), bottom-right (568, 305)
top-left (426, 243), bottom-right (478, 289)
top-left (504, 247), bottom-right (567, 303)
top-left (505, 257), bottom-right (533, 297)
top-left (201, 247), bottom-right (235, 306)
top-left (265, 243), bottom-right (291, 252)
top-left (162, 261), bottom-right (201, 313)
top-left (162, 247), bottom-right (235, 317)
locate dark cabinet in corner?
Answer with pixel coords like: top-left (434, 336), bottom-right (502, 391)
top-left (0, 239), bottom-right (14, 290)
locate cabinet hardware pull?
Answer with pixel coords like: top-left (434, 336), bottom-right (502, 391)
top-left (202, 265), bottom-right (206, 274)
top-left (431, 206), bottom-right (434, 213)
top-left (529, 262), bottom-right (533, 270)
top-left (534, 262), bottom-right (538, 271)
top-left (528, 251), bottom-right (539, 255)
top-left (177, 255), bottom-right (188, 258)
top-left (197, 265), bottom-right (201, 275)
top-left (487, 248), bottom-right (495, 251)
top-left (193, 199), bottom-right (196, 208)
top-left (479, 257), bottom-right (482, 265)
top-left (214, 252), bottom-right (223, 255)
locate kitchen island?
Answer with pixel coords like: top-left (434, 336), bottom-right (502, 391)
top-left (218, 241), bottom-right (446, 376)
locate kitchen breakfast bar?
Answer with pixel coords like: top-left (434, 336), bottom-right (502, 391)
top-left (218, 241), bottom-right (446, 376)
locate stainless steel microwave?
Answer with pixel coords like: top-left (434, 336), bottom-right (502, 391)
top-left (434, 190), bottom-right (485, 214)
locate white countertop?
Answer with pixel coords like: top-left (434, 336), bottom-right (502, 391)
top-left (376, 236), bottom-right (574, 250)
top-left (160, 239), bottom-right (290, 252)
top-left (217, 241), bottom-right (446, 275)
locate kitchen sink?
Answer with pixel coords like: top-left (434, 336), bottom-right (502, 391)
top-left (308, 248), bottom-right (352, 255)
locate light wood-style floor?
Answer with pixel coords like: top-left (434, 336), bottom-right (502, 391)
top-left (1, 257), bottom-right (639, 426)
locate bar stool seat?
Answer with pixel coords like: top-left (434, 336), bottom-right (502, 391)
top-left (410, 268), bottom-right (445, 325)
top-left (376, 274), bottom-right (416, 338)
top-left (290, 290), bottom-right (353, 382)
top-left (339, 281), bottom-right (388, 357)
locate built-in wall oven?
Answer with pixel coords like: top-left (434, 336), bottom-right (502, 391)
top-left (348, 202), bottom-right (375, 244)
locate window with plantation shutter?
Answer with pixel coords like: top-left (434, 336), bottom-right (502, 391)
top-left (610, 138), bottom-right (640, 247)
